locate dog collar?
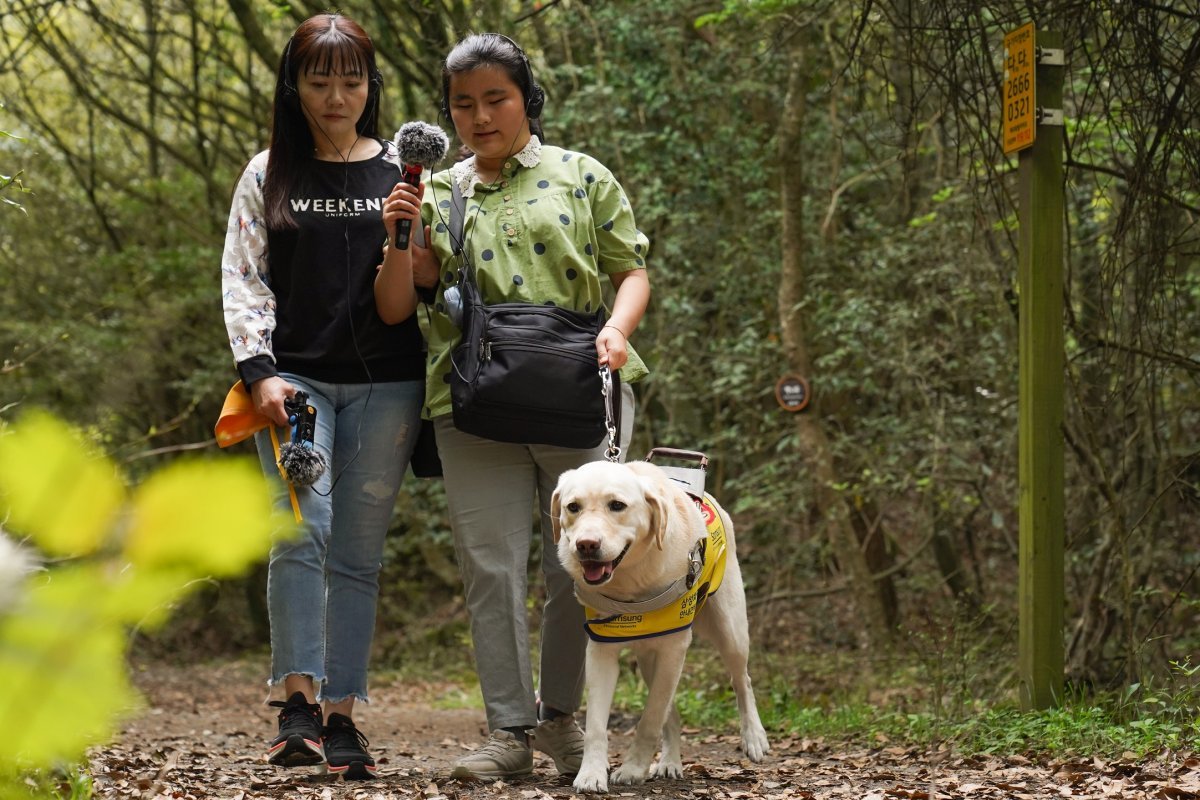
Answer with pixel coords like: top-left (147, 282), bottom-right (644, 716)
top-left (580, 494), bottom-right (728, 643)
top-left (574, 540), bottom-right (699, 616)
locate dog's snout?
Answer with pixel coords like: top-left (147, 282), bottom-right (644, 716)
top-left (576, 538), bottom-right (602, 559)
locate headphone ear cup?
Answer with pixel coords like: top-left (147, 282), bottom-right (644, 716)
top-left (526, 83), bottom-right (545, 119)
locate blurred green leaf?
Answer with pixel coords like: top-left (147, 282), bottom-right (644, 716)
top-left (101, 566), bottom-right (198, 630)
top-left (0, 567), bottom-right (138, 773)
top-left (0, 411), bottom-right (125, 557)
top-left (0, 413), bottom-right (287, 786)
top-left (123, 458), bottom-right (292, 575)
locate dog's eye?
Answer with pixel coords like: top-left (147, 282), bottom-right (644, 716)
top-left (566, 502), bottom-right (581, 513)
top-left (608, 500), bottom-right (627, 512)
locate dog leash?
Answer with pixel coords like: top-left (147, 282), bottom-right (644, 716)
top-left (601, 366), bottom-right (621, 463)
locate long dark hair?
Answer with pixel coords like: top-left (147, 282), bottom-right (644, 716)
top-left (441, 33), bottom-right (546, 143)
top-left (263, 14), bottom-right (383, 229)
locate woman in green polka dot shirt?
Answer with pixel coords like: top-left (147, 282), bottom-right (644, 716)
top-left (375, 32), bottom-right (649, 781)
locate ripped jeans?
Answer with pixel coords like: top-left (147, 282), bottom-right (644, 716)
top-left (254, 374), bottom-right (423, 703)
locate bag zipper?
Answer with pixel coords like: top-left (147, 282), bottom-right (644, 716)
top-left (483, 339), bottom-right (598, 366)
top-left (485, 306), bottom-right (601, 335)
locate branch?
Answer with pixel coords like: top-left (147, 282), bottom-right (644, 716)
top-left (820, 151), bottom-right (903, 238)
top-left (1131, 0), bottom-right (1200, 19)
top-left (1076, 334), bottom-right (1200, 374)
top-left (1065, 158), bottom-right (1200, 216)
top-left (749, 530), bottom-right (938, 608)
top-left (123, 441), bottom-right (218, 462)
top-left (514, 0), bottom-right (566, 24)
top-left (225, 0), bottom-right (278, 72)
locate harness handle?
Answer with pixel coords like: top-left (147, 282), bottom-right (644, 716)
top-left (645, 447), bottom-right (708, 470)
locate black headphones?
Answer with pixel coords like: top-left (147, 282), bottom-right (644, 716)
top-left (440, 33), bottom-right (544, 120)
top-left (280, 26), bottom-right (384, 114)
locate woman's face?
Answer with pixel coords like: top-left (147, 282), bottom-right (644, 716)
top-left (296, 66), bottom-right (370, 145)
top-left (447, 65), bottom-right (532, 164)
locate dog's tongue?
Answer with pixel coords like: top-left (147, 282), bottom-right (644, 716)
top-left (583, 561), bottom-right (613, 584)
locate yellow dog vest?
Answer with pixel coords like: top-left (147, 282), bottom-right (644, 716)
top-left (582, 495), bottom-right (728, 643)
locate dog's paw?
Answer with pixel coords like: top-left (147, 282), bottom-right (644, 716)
top-left (573, 769), bottom-right (609, 794)
top-left (742, 725), bottom-right (770, 762)
top-left (651, 759), bottom-right (683, 780)
top-left (610, 763), bottom-right (649, 786)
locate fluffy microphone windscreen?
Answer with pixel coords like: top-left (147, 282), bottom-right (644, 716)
top-left (278, 443), bottom-right (328, 487)
top-left (394, 121), bottom-right (450, 169)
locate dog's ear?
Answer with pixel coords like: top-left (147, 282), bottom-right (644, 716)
top-left (552, 472), bottom-right (576, 543)
top-left (639, 477), bottom-right (670, 551)
top-left (551, 486), bottom-right (563, 543)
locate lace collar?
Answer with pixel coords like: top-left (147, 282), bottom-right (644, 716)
top-left (450, 135), bottom-right (543, 199)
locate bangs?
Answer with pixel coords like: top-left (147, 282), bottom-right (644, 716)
top-left (301, 36), bottom-right (368, 79)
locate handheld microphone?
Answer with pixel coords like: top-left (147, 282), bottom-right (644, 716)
top-left (392, 121), bottom-right (450, 249)
top-left (279, 392), bottom-right (328, 486)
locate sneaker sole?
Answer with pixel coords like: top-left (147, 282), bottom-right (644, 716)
top-left (449, 763), bottom-right (534, 781)
top-left (267, 734), bottom-right (325, 767)
top-left (328, 760), bottom-right (378, 780)
top-left (538, 753), bottom-right (581, 776)
top-left (532, 743), bottom-right (578, 777)
top-left (532, 739), bottom-right (582, 775)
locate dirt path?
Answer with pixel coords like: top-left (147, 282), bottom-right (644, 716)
top-left (87, 657), bottom-right (1200, 799)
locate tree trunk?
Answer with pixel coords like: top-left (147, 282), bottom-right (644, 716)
top-left (777, 34), bottom-right (890, 646)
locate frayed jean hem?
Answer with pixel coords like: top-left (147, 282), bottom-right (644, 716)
top-left (267, 672), bottom-right (324, 690)
top-left (320, 691), bottom-right (371, 705)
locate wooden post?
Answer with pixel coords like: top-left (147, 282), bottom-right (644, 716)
top-left (1017, 30), bottom-right (1065, 710)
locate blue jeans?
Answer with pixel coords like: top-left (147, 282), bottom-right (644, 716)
top-left (254, 374), bottom-right (423, 703)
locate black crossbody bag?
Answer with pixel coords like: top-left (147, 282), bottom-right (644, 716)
top-left (445, 183), bottom-right (617, 448)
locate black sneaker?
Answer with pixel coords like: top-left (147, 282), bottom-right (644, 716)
top-left (323, 713), bottom-right (378, 780)
top-left (266, 691), bottom-right (325, 767)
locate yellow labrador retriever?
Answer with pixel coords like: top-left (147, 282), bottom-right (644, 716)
top-left (552, 460), bottom-right (769, 793)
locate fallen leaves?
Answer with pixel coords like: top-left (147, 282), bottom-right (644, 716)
top-left (83, 658), bottom-right (1200, 800)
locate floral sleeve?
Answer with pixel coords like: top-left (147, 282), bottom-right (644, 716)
top-left (220, 151), bottom-right (276, 370)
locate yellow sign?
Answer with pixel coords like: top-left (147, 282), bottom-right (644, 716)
top-left (1003, 22), bottom-right (1036, 154)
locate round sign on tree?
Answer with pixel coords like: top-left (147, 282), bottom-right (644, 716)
top-left (775, 375), bottom-right (810, 412)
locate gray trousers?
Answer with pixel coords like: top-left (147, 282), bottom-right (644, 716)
top-left (434, 381), bottom-right (634, 732)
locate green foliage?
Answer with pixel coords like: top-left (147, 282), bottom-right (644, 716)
top-left (614, 648), bottom-right (1200, 757)
top-left (0, 411), bottom-right (291, 791)
top-left (0, 167), bottom-right (29, 213)
top-left (1, 106), bottom-right (30, 213)
top-left (696, 0), bottom-right (800, 28)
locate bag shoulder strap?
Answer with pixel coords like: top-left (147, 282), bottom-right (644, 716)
top-left (450, 182), bottom-right (467, 257)
top-left (448, 181), bottom-right (476, 288)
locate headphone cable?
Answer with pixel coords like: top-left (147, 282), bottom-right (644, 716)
top-left (299, 93), bottom-right (376, 498)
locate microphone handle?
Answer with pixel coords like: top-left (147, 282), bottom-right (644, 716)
top-left (394, 163), bottom-right (423, 249)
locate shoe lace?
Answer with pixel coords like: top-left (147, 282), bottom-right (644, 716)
top-left (268, 698), bottom-right (320, 731)
top-left (325, 718), bottom-right (370, 752)
top-left (478, 732), bottom-right (524, 757)
top-left (536, 716), bottom-right (582, 753)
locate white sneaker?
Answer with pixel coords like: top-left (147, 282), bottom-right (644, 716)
top-left (450, 730), bottom-right (533, 781)
top-left (532, 714), bottom-right (584, 775)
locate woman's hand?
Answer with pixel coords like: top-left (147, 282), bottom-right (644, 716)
top-left (597, 269), bottom-right (650, 371)
top-left (382, 181), bottom-right (424, 245)
top-left (251, 376), bottom-right (295, 427)
top-left (596, 324), bottom-right (629, 371)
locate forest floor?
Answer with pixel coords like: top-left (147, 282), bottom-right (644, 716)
top-left (85, 655), bottom-right (1200, 800)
